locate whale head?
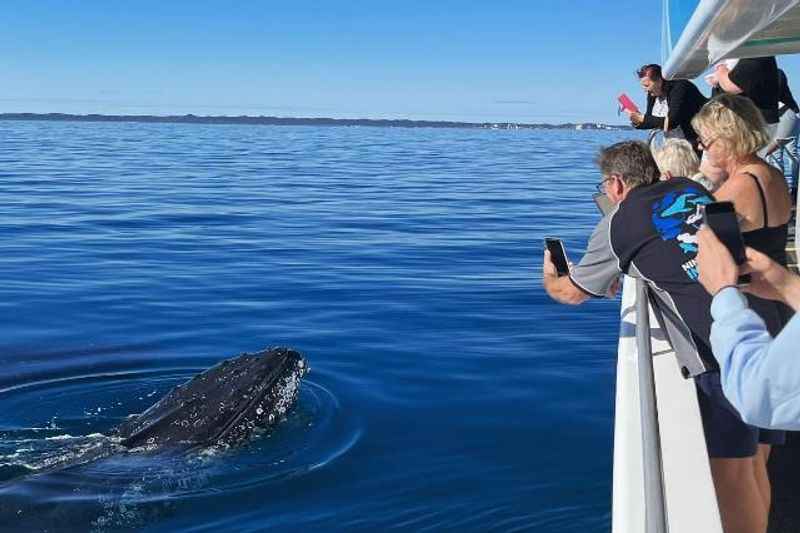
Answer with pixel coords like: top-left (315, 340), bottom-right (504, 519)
top-left (116, 347), bottom-right (308, 450)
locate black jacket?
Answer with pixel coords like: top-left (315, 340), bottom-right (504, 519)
top-left (636, 79), bottom-right (708, 148)
top-left (779, 69), bottom-right (799, 114)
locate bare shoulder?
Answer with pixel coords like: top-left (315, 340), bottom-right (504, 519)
top-left (751, 162), bottom-right (791, 200)
top-left (713, 171), bottom-right (758, 202)
top-left (758, 161), bottom-right (788, 185)
top-left (761, 162), bottom-right (793, 220)
top-left (713, 170), bottom-right (762, 229)
top-left (734, 161), bottom-right (792, 225)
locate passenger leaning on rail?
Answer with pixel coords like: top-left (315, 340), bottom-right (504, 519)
top-left (542, 140), bottom-right (771, 533)
top-left (625, 63), bottom-right (707, 152)
top-left (696, 226), bottom-right (800, 431)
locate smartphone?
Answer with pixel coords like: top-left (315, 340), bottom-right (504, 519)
top-left (545, 238), bottom-right (570, 276)
top-left (618, 93), bottom-right (640, 114)
top-left (592, 192), bottom-right (614, 215)
top-left (701, 201), bottom-right (751, 285)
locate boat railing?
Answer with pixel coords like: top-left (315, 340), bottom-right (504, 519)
top-left (633, 279), bottom-right (667, 533)
top-left (614, 277), bottom-right (722, 533)
top-left (767, 135), bottom-right (799, 196)
top-left (767, 136), bottom-right (800, 271)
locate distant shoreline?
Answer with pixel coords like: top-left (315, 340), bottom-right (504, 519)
top-left (0, 112), bottom-right (632, 131)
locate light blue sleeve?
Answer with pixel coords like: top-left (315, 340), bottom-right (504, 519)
top-left (710, 287), bottom-right (800, 430)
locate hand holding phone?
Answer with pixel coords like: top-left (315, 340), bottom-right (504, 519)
top-left (702, 202), bottom-right (751, 285)
top-left (618, 93), bottom-right (640, 114)
top-left (545, 238), bottom-right (570, 277)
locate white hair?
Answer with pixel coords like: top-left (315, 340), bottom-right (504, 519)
top-left (652, 138), bottom-right (700, 178)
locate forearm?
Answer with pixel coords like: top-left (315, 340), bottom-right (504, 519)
top-left (710, 288), bottom-right (800, 429)
top-left (543, 274), bottom-right (589, 305)
top-left (637, 114), bottom-right (664, 130)
top-left (780, 276), bottom-right (800, 311)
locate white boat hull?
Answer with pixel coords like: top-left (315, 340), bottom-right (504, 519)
top-left (612, 276), bottom-right (722, 533)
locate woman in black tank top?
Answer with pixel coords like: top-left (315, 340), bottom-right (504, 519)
top-left (740, 172), bottom-right (793, 337)
top-left (692, 95), bottom-right (793, 337)
top-left (693, 93), bottom-right (794, 533)
top-left (695, 100), bottom-right (793, 335)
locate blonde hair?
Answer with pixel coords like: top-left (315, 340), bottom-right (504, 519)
top-left (652, 138), bottom-right (700, 177)
top-left (691, 94), bottom-right (770, 158)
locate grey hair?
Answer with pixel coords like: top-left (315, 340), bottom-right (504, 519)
top-left (652, 138), bottom-right (700, 178)
top-left (596, 141), bottom-right (660, 188)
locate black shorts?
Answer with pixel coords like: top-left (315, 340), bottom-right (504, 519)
top-left (695, 372), bottom-right (786, 458)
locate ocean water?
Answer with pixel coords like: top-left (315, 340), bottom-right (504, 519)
top-left (0, 121), bottom-right (641, 532)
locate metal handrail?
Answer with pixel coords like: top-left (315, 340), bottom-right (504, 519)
top-left (634, 279), bottom-right (668, 533)
top-left (766, 134), bottom-right (799, 196)
top-left (767, 133), bottom-right (800, 271)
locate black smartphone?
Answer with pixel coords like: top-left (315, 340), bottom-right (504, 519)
top-left (701, 201), bottom-right (751, 285)
top-left (545, 237), bottom-right (570, 276)
top-left (592, 192), bottom-right (614, 215)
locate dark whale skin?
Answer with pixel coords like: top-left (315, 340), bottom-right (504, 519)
top-left (115, 347), bottom-right (308, 450)
top-left (8, 348), bottom-right (309, 477)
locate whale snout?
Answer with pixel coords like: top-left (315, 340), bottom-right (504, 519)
top-left (116, 347), bottom-right (309, 450)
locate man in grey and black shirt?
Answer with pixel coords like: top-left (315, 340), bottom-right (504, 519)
top-left (542, 140), bottom-right (776, 533)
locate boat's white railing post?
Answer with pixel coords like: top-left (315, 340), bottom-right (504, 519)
top-left (634, 279), bottom-right (668, 533)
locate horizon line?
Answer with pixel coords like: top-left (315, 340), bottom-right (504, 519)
top-left (0, 112), bottom-right (632, 130)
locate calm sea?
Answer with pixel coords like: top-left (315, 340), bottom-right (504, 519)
top-left (0, 121), bottom-right (642, 532)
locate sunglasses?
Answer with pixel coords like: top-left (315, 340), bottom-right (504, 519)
top-left (596, 175), bottom-right (617, 193)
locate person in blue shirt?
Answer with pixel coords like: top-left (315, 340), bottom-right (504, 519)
top-left (696, 225), bottom-right (800, 430)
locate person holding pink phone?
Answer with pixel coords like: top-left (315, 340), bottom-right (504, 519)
top-left (625, 64), bottom-right (708, 154)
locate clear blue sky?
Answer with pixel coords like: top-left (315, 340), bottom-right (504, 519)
top-left (5, 1), bottom-right (800, 124)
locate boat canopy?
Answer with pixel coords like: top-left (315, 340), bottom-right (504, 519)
top-left (662, 0), bottom-right (800, 79)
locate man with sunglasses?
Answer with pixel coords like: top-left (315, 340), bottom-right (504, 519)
top-left (543, 141), bottom-right (715, 379)
top-left (543, 140), bottom-right (772, 532)
top-left (625, 64), bottom-right (708, 154)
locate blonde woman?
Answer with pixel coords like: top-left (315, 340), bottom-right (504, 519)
top-left (652, 138), bottom-right (721, 191)
top-left (692, 93), bottom-right (792, 533)
top-left (693, 94), bottom-right (791, 275)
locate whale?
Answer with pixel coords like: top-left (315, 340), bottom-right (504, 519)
top-left (0, 347), bottom-right (309, 530)
top-left (116, 347), bottom-right (308, 450)
top-left (20, 347), bottom-right (309, 474)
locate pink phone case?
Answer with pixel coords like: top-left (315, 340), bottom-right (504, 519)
top-left (618, 93), bottom-right (640, 114)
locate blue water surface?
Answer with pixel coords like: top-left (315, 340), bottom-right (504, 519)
top-left (0, 121), bottom-right (641, 532)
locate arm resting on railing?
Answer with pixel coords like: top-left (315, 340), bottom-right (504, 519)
top-left (542, 215), bottom-right (623, 306)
